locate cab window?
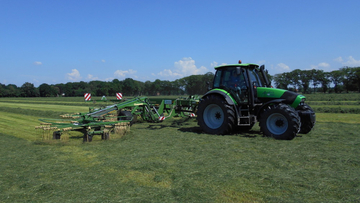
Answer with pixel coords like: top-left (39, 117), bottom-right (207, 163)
top-left (249, 69), bottom-right (263, 87)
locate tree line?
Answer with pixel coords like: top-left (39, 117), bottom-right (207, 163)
top-left (273, 66), bottom-right (360, 93)
top-left (1, 66), bottom-right (359, 97)
top-left (0, 72), bottom-right (215, 97)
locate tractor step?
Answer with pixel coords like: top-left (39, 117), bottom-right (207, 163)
top-left (238, 107), bottom-right (255, 126)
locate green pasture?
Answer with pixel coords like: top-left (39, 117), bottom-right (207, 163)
top-left (0, 102), bottom-right (89, 113)
top-left (303, 93), bottom-right (360, 101)
top-left (0, 95), bottom-right (359, 202)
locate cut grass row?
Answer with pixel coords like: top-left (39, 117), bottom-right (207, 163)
top-left (0, 102), bottom-right (89, 114)
top-left (303, 93), bottom-right (360, 101)
top-left (1, 96), bottom-right (360, 202)
top-left (1, 112), bottom-right (359, 202)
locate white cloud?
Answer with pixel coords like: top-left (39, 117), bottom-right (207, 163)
top-left (210, 61), bottom-right (227, 68)
top-left (276, 63), bottom-right (291, 72)
top-left (114, 69), bottom-right (137, 78)
top-left (101, 59), bottom-right (106, 63)
top-left (343, 56), bottom-right (360, 66)
top-left (310, 62), bottom-right (330, 69)
top-left (157, 57), bottom-right (208, 78)
top-left (104, 77), bottom-right (114, 81)
top-left (210, 61), bottom-right (218, 68)
top-left (158, 69), bottom-right (182, 77)
top-left (66, 69), bottom-right (82, 81)
top-left (318, 62), bottom-right (330, 68)
top-left (33, 61), bottom-right (42, 65)
top-left (334, 57), bottom-right (343, 63)
top-left (87, 74), bottom-right (98, 80)
top-left (334, 56), bottom-right (360, 67)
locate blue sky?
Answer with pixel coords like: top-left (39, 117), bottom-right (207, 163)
top-left (1, 0), bottom-right (360, 87)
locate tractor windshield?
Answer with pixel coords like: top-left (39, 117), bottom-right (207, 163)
top-left (213, 67), bottom-right (247, 89)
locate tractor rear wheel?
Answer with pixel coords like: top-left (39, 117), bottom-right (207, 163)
top-left (296, 104), bottom-right (315, 134)
top-left (197, 94), bottom-right (235, 135)
top-left (259, 103), bottom-right (300, 140)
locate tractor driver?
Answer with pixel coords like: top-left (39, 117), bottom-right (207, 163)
top-left (229, 71), bottom-right (246, 89)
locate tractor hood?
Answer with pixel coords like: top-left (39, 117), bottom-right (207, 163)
top-left (257, 87), bottom-right (305, 108)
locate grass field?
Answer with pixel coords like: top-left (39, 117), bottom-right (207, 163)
top-left (0, 94), bottom-right (359, 202)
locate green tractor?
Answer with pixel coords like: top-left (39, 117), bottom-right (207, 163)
top-left (196, 61), bottom-right (316, 140)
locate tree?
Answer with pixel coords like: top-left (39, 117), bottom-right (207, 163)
top-left (20, 82), bottom-right (38, 97)
top-left (340, 67), bottom-right (354, 93)
top-left (5, 84), bottom-right (21, 97)
top-left (143, 80), bottom-right (152, 95)
top-left (96, 81), bottom-right (110, 96)
top-left (0, 83), bottom-right (5, 97)
top-left (39, 83), bottom-right (52, 97)
top-left (273, 73), bottom-right (291, 89)
top-left (122, 78), bottom-right (137, 96)
top-left (151, 79), bottom-right (161, 95)
top-left (51, 86), bottom-right (60, 96)
top-left (313, 70), bottom-right (330, 93)
top-left (353, 67), bottom-right (360, 92)
top-left (297, 69), bottom-right (311, 94)
top-left (288, 69), bottom-right (301, 92)
top-left (309, 69), bottom-right (320, 93)
top-left (110, 79), bottom-right (123, 96)
top-left (181, 74), bottom-right (209, 95)
top-left (329, 70), bottom-right (344, 93)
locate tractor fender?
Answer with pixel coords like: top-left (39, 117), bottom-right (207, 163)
top-left (256, 99), bottom-right (286, 119)
top-left (202, 90), bottom-right (235, 105)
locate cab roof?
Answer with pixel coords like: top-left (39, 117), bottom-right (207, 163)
top-left (214, 63), bottom-right (259, 70)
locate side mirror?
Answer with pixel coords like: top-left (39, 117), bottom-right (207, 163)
top-left (260, 65), bottom-right (265, 71)
top-left (259, 65), bottom-right (271, 87)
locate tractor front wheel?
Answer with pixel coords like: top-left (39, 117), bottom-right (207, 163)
top-left (296, 104), bottom-right (316, 134)
top-left (197, 94), bottom-right (235, 135)
top-left (259, 103), bottom-right (300, 140)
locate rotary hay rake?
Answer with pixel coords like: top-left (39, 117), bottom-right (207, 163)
top-left (36, 95), bottom-right (199, 142)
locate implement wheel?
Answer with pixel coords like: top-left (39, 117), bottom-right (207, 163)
top-left (259, 103), bottom-right (300, 140)
top-left (118, 111), bottom-right (133, 121)
top-left (83, 133), bottom-right (93, 142)
top-left (102, 132), bottom-right (110, 140)
top-left (53, 131), bottom-right (61, 139)
top-left (197, 94), bottom-right (235, 135)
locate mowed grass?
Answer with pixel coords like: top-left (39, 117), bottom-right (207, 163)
top-left (0, 96), bottom-right (359, 202)
top-left (0, 102), bottom-right (89, 113)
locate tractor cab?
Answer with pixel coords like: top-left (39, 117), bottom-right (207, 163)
top-left (212, 62), bottom-right (268, 106)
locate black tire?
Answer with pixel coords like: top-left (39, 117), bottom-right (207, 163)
top-left (53, 131), bottom-right (61, 139)
top-left (83, 133), bottom-right (92, 142)
top-left (118, 111), bottom-right (133, 121)
top-left (197, 94), bottom-right (236, 135)
top-left (259, 103), bottom-right (300, 140)
top-left (296, 104), bottom-right (315, 134)
top-left (102, 132), bottom-right (110, 140)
